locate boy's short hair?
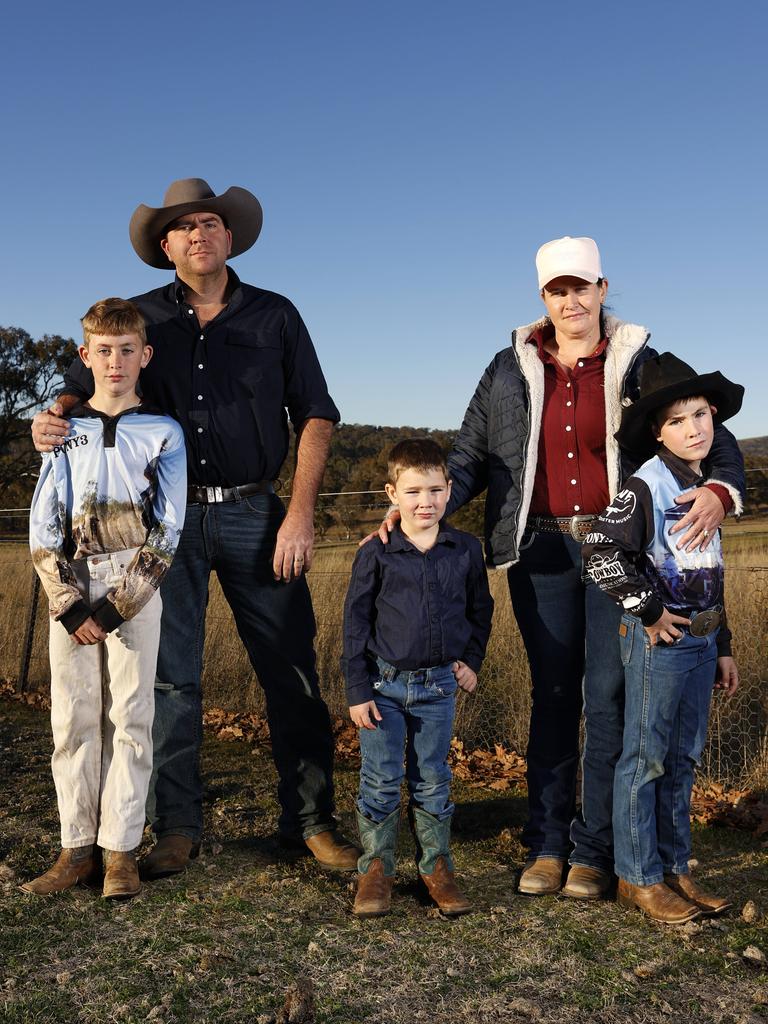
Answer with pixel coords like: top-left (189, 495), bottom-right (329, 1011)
top-left (387, 438), bottom-right (449, 485)
top-left (81, 298), bottom-right (147, 346)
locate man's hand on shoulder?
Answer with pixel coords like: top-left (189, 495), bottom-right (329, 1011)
top-left (359, 508), bottom-right (400, 547)
top-left (31, 399), bottom-right (76, 453)
top-left (273, 507), bottom-right (315, 582)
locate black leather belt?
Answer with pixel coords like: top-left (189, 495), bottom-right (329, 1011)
top-left (528, 514), bottom-right (597, 542)
top-left (187, 481), bottom-right (274, 504)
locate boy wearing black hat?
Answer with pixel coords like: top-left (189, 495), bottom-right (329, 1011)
top-left (582, 353), bottom-right (744, 925)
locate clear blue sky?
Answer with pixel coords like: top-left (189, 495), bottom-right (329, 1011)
top-left (2, 0), bottom-right (766, 438)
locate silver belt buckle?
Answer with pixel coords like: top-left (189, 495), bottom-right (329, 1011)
top-left (689, 607), bottom-right (722, 637)
top-left (569, 515), bottom-right (591, 543)
top-left (206, 486), bottom-right (224, 503)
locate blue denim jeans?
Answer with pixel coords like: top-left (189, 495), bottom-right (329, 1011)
top-left (613, 616), bottom-right (717, 885)
top-left (147, 493), bottom-right (336, 842)
top-left (507, 531), bottom-right (624, 868)
top-left (357, 658), bottom-right (457, 824)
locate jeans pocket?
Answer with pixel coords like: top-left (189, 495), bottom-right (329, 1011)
top-left (241, 493), bottom-right (284, 517)
top-left (426, 672), bottom-right (458, 698)
top-left (619, 616), bottom-right (636, 667)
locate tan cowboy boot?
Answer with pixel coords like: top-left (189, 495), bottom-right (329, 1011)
top-left (562, 864), bottom-right (614, 900)
top-left (103, 850), bottom-right (141, 899)
top-left (617, 878), bottom-right (701, 924)
top-left (518, 857), bottom-right (566, 896)
top-left (20, 846), bottom-right (98, 895)
top-left (305, 830), bottom-right (361, 872)
top-left (664, 873), bottom-right (733, 915)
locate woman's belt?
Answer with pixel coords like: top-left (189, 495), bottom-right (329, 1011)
top-left (527, 514), bottom-right (597, 542)
top-left (187, 480), bottom-right (274, 504)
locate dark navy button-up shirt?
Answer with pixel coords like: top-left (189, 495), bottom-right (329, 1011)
top-left (342, 523), bottom-right (494, 705)
top-left (61, 269), bottom-right (340, 488)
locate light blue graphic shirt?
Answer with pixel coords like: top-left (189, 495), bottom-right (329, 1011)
top-left (29, 403), bottom-right (187, 634)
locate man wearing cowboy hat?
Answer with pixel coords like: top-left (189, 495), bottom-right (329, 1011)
top-left (33, 178), bottom-right (359, 876)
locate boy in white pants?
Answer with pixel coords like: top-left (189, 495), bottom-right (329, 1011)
top-left (23, 298), bottom-right (187, 899)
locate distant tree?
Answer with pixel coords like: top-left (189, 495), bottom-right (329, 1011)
top-left (0, 326), bottom-right (77, 503)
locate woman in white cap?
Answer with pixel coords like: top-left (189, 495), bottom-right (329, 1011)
top-left (378, 236), bottom-right (744, 898)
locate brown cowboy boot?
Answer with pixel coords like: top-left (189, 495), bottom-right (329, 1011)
top-left (103, 850), bottom-right (141, 899)
top-left (140, 835), bottom-right (200, 879)
top-left (411, 807), bottom-right (472, 916)
top-left (419, 856), bottom-right (472, 916)
top-left (617, 878), bottom-right (701, 924)
top-left (664, 873), bottom-right (733, 915)
top-left (20, 846), bottom-right (99, 895)
top-left (353, 809), bottom-right (398, 917)
top-left (354, 859), bottom-right (394, 917)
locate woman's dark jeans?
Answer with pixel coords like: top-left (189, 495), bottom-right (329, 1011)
top-left (508, 530), bottom-right (624, 869)
top-left (146, 494), bottom-right (336, 843)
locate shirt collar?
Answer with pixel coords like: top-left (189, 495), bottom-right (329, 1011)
top-left (527, 322), bottom-right (608, 364)
top-left (657, 446), bottom-right (704, 488)
top-left (387, 522), bottom-right (457, 553)
top-left (173, 266), bottom-right (243, 312)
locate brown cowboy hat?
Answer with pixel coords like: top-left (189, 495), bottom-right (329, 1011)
top-left (129, 178), bottom-right (263, 268)
top-left (616, 352), bottom-right (744, 459)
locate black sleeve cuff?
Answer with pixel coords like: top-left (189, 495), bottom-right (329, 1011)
top-left (91, 598), bottom-right (125, 633)
top-left (58, 600), bottom-right (93, 635)
top-left (639, 597), bottom-right (665, 627)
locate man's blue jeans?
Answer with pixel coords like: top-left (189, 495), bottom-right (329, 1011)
top-left (147, 493), bottom-right (336, 842)
top-left (613, 616), bottom-right (717, 885)
top-left (507, 531), bottom-right (624, 868)
top-left (357, 658), bottom-right (457, 824)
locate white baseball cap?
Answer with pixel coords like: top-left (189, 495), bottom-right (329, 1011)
top-left (536, 236), bottom-right (602, 290)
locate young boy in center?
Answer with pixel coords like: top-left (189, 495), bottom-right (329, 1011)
top-left (342, 438), bottom-right (493, 917)
top-left (583, 353), bottom-right (743, 924)
top-left (22, 298), bottom-right (187, 900)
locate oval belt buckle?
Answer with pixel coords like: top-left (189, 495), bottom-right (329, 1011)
top-left (689, 607), bottom-right (722, 637)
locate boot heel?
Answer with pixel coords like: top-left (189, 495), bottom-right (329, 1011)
top-left (616, 889), bottom-right (635, 910)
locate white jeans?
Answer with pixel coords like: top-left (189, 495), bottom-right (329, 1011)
top-left (48, 548), bottom-right (161, 851)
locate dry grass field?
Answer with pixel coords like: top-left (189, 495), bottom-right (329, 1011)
top-left (2, 519), bottom-right (767, 789)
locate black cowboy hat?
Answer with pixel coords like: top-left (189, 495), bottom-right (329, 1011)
top-left (129, 178), bottom-right (263, 269)
top-left (616, 352), bottom-right (744, 459)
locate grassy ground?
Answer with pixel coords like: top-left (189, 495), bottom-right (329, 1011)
top-left (1, 698), bottom-right (766, 1024)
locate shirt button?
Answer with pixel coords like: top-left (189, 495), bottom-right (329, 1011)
top-left (565, 425), bottom-right (572, 432)
top-left (200, 459), bottom-right (207, 465)
top-left (571, 479), bottom-right (577, 485)
top-left (187, 308), bottom-right (194, 315)
top-left (197, 395), bottom-right (203, 401)
top-left (199, 334), bottom-right (204, 340)
top-left (574, 505), bottom-right (581, 511)
top-left (566, 401), bottom-right (572, 407)
top-left (567, 452), bottom-right (574, 459)
top-left (197, 427), bottom-right (203, 433)
top-left (566, 382), bottom-right (571, 388)
top-left (578, 361), bottom-right (584, 367)
top-left (198, 363), bottom-right (204, 369)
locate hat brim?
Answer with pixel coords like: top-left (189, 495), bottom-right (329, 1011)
top-left (129, 186), bottom-right (263, 269)
top-left (616, 371), bottom-right (745, 459)
top-left (539, 267), bottom-right (600, 289)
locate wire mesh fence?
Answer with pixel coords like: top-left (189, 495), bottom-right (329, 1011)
top-left (2, 514), bottom-right (766, 791)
